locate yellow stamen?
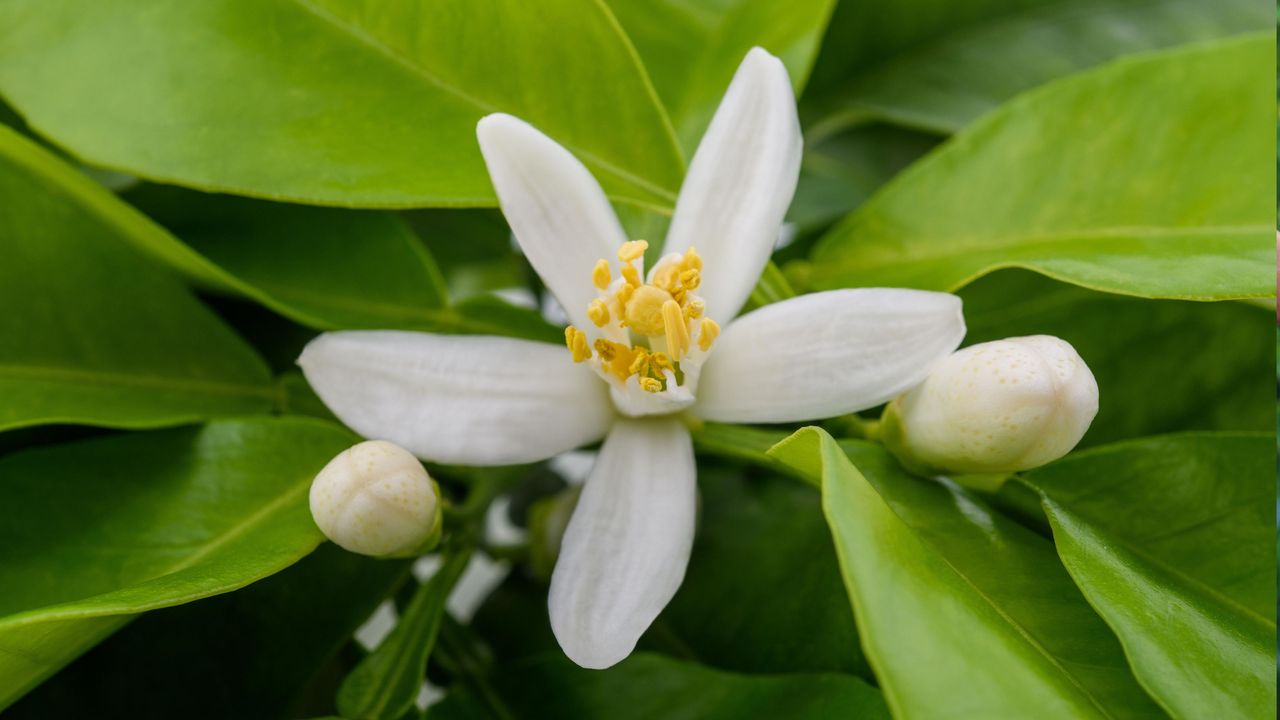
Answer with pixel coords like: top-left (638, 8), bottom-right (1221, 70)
top-left (587, 299), bottom-right (610, 327)
top-left (662, 300), bottom-right (689, 359)
top-left (618, 240), bottom-right (649, 263)
top-left (593, 338), bottom-right (616, 361)
top-left (650, 262), bottom-right (679, 293)
top-left (684, 297), bottom-right (705, 320)
top-left (591, 260), bottom-right (612, 290)
top-left (624, 285), bottom-right (675, 336)
top-left (628, 347), bottom-right (650, 376)
top-left (679, 268), bottom-right (701, 290)
top-left (698, 318), bottom-right (720, 352)
top-left (649, 352), bottom-right (672, 372)
top-left (564, 326), bottom-right (591, 363)
top-left (621, 263), bottom-right (642, 288)
top-left (639, 377), bottom-right (662, 393)
top-left (681, 246), bottom-right (703, 271)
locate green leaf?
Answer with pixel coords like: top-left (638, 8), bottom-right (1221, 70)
top-left (402, 209), bottom-right (526, 300)
top-left (691, 422), bottom-right (793, 470)
top-left (608, 0), bottom-right (835, 154)
top-left (337, 548), bottom-right (471, 720)
top-left (663, 467), bottom-right (871, 677)
top-left (788, 124), bottom-right (938, 233)
top-left (805, 0), bottom-right (1059, 96)
top-left (745, 261), bottom-right (797, 310)
top-left (809, 36), bottom-right (1274, 300)
top-left (769, 429), bottom-right (1165, 719)
top-left (433, 652), bottom-right (890, 720)
top-left (820, 0), bottom-right (1267, 134)
top-left (6, 545), bottom-right (410, 719)
top-left (125, 185), bottom-right (449, 327)
top-left (0, 417), bottom-right (357, 710)
top-left (0, 0), bottom-right (684, 208)
top-left (0, 124), bottom-right (273, 432)
top-left (960, 271), bottom-right (1275, 446)
top-left (1018, 433), bottom-right (1276, 719)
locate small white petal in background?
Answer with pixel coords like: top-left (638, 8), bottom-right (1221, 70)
top-left (549, 450), bottom-right (598, 487)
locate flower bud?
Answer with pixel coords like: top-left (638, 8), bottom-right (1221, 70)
top-left (882, 335), bottom-right (1098, 474)
top-left (309, 440), bottom-right (442, 558)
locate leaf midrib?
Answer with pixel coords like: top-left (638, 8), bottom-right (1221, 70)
top-left (821, 223), bottom-right (1269, 269)
top-left (818, 438), bottom-right (1122, 720)
top-left (1043, 500), bottom-right (1274, 633)
top-left (0, 364), bottom-right (273, 399)
top-left (0, 481), bottom-right (314, 630)
top-left (288, 0), bottom-right (680, 204)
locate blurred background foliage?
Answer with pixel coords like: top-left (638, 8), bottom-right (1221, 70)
top-left (0, 0), bottom-right (1273, 717)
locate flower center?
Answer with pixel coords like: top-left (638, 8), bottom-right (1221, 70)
top-left (623, 285), bottom-right (674, 337)
top-left (563, 240), bottom-right (720, 409)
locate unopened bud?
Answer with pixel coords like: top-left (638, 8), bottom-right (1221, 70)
top-left (309, 440), bottom-right (442, 557)
top-left (882, 336), bottom-right (1098, 474)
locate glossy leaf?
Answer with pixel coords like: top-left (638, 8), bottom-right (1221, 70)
top-left (824, 0), bottom-right (1267, 134)
top-left (788, 124), bottom-right (938, 233)
top-left (609, 0), bottom-right (835, 153)
top-left (805, 0), bottom-right (1058, 97)
top-left (0, 417), bottom-right (357, 709)
top-left (663, 467), bottom-right (870, 677)
top-left (337, 548), bottom-right (470, 720)
top-left (433, 652), bottom-right (890, 720)
top-left (0, 124), bottom-right (273, 432)
top-left (810, 36), bottom-right (1274, 300)
top-left (117, 184), bottom-right (560, 340)
top-left (0, 0), bottom-right (684, 208)
top-left (1019, 433), bottom-right (1276, 719)
top-left (960, 271), bottom-right (1275, 446)
top-left (6, 545), bottom-right (409, 719)
top-left (770, 428), bottom-right (1164, 719)
top-left (126, 185), bottom-right (450, 329)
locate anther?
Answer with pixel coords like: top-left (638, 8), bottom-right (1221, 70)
top-left (698, 318), bottom-right (720, 352)
top-left (639, 377), bottom-right (662, 393)
top-left (662, 300), bottom-right (689, 359)
top-left (629, 348), bottom-right (650, 376)
top-left (587, 299), bottom-right (610, 327)
top-left (621, 264), bottom-right (641, 288)
top-left (564, 326), bottom-right (591, 363)
top-left (593, 338), bottom-right (616, 361)
top-left (679, 268), bottom-right (701, 290)
top-left (591, 259), bottom-right (611, 290)
top-left (684, 298), bottom-right (705, 320)
top-left (681, 247), bottom-right (703, 271)
top-left (618, 240), bottom-right (649, 263)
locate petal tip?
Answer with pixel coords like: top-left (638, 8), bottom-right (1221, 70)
top-left (549, 616), bottom-right (633, 670)
top-left (475, 113), bottom-right (530, 149)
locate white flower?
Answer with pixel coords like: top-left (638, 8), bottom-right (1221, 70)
top-left (298, 48), bottom-right (965, 669)
top-left (882, 335), bottom-right (1098, 474)
top-left (310, 440), bottom-right (442, 557)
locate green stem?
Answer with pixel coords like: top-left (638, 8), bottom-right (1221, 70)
top-left (436, 616), bottom-right (515, 720)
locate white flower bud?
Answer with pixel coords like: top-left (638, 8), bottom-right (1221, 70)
top-left (309, 440), bottom-right (442, 558)
top-left (883, 335), bottom-right (1098, 474)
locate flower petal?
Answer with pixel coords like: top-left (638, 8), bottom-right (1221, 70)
top-left (548, 417), bottom-right (696, 669)
top-left (477, 114), bottom-right (627, 329)
top-left (661, 48), bottom-right (802, 325)
top-left (694, 289), bottom-right (966, 423)
top-left (299, 331), bottom-right (614, 465)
